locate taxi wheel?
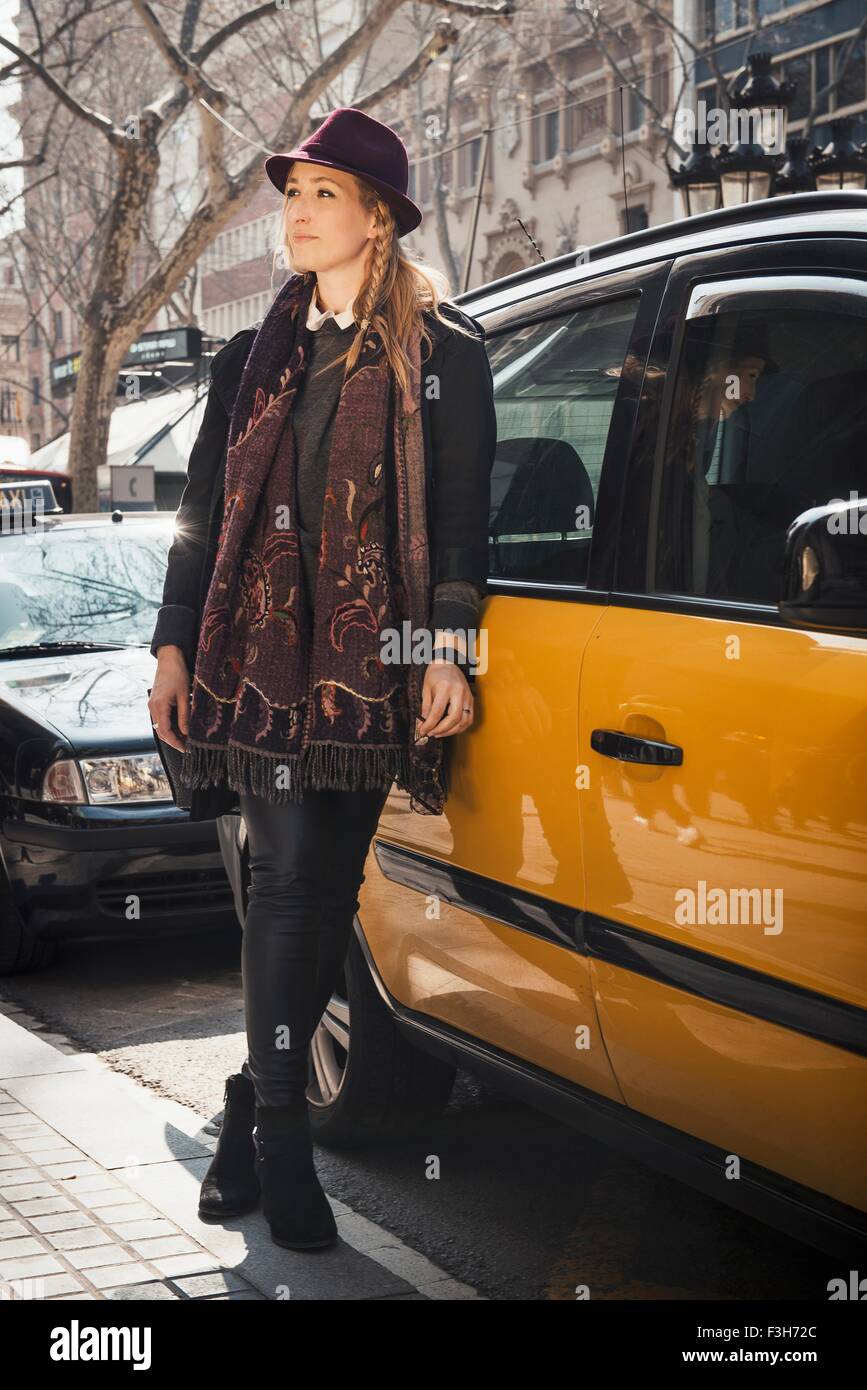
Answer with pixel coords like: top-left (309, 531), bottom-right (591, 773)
top-left (0, 872), bottom-right (57, 975)
top-left (306, 928), bottom-right (456, 1149)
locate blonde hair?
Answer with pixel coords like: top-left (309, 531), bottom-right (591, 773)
top-left (274, 162), bottom-right (479, 397)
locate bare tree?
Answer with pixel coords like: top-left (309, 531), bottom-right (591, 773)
top-left (0, 0), bottom-right (512, 510)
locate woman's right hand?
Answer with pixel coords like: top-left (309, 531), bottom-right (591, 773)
top-left (148, 646), bottom-right (191, 753)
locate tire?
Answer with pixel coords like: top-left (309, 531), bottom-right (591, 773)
top-left (307, 928), bottom-right (456, 1149)
top-left (0, 870), bottom-right (57, 975)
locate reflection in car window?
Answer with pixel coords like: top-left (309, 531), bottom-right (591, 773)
top-left (0, 522), bottom-right (172, 652)
top-left (655, 305), bottom-right (867, 603)
top-left (486, 295), bottom-right (639, 584)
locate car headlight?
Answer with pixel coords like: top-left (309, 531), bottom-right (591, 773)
top-left (42, 754), bottom-right (172, 804)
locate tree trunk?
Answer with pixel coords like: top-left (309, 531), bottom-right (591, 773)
top-left (67, 330), bottom-right (128, 513)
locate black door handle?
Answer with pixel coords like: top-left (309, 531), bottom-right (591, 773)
top-left (590, 729), bottom-right (683, 766)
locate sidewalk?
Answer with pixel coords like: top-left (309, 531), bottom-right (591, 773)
top-left (0, 1001), bottom-right (481, 1302)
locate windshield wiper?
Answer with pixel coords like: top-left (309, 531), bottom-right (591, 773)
top-left (0, 640), bottom-right (141, 657)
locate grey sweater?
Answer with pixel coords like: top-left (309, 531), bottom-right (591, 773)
top-left (291, 315), bottom-right (482, 660)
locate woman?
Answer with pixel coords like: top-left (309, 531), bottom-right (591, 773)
top-left (147, 108), bottom-right (496, 1251)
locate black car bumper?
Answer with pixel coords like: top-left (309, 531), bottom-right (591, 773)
top-left (1, 804), bottom-right (238, 939)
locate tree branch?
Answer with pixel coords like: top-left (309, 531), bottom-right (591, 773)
top-left (0, 32), bottom-right (125, 144)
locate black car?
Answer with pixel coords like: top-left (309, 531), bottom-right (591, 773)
top-left (0, 510), bottom-right (236, 974)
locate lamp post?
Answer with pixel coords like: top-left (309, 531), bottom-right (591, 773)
top-left (809, 116), bottom-right (867, 190)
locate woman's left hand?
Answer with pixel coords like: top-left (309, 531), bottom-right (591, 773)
top-left (415, 660), bottom-right (474, 741)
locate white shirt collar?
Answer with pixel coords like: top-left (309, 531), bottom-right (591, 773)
top-left (306, 291), bottom-right (357, 331)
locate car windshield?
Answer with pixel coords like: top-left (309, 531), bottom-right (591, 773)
top-left (0, 519), bottom-right (173, 653)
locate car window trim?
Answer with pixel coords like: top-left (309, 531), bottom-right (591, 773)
top-left (478, 261), bottom-right (670, 598)
top-left (616, 238), bottom-right (867, 624)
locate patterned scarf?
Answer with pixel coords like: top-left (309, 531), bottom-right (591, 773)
top-left (180, 270), bottom-right (447, 815)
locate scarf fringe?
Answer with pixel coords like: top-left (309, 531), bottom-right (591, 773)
top-left (181, 738), bottom-right (412, 804)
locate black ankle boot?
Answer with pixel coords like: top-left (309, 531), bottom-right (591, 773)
top-left (198, 1072), bottom-right (260, 1222)
top-left (254, 1101), bottom-right (338, 1250)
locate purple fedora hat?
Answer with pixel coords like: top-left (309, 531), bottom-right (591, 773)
top-left (265, 107), bottom-right (422, 238)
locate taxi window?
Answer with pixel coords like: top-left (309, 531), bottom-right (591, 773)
top-left (487, 294), bottom-right (640, 585)
top-left (653, 293), bottom-right (867, 604)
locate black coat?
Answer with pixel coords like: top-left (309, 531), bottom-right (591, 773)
top-left (151, 300), bottom-right (497, 820)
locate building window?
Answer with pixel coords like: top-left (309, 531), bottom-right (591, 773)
top-left (834, 35), bottom-right (867, 112)
top-left (628, 78), bottom-right (647, 132)
top-left (30, 320), bottom-right (39, 347)
top-left (621, 203), bottom-right (649, 234)
top-left (2, 334), bottom-right (20, 362)
top-left (0, 386), bottom-right (22, 424)
top-left (32, 376), bottom-right (40, 405)
top-left (704, 0), bottom-right (752, 35)
top-left (459, 135), bottom-right (482, 188)
top-left (544, 108), bottom-right (560, 159)
top-left (53, 309), bottom-right (63, 342)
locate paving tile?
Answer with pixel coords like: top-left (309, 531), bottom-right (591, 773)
top-left (46, 1228), bottom-right (115, 1253)
top-left (9, 1196), bottom-right (75, 1217)
top-left (151, 1252), bottom-right (221, 1277)
top-left (67, 1246), bottom-right (134, 1272)
top-left (0, 1252), bottom-right (65, 1279)
top-left (169, 1270), bottom-right (250, 1298)
top-left (87, 1262), bottom-right (150, 1290)
top-left (0, 1182), bottom-right (57, 1201)
top-left (0, 1219), bottom-right (28, 1239)
top-left (108, 1219), bottom-right (175, 1241)
top-left (43, 1161), bottom-right (102, 1181)
top-left (25, 1149), bottom-right (83, 1166)
top-left (105, 1282), bottom-right (178, 1300)
top-left (0, 1156), bottom-right (32, 1172)
top-left (76, 1188), bottom-right (137, 1210)
top-left (129, 1236), bottom-right (199, 1259)
top-left (93, 1203), bottom-right (157, 1224)
top-left (0, 1237), bottom-right (47, 1259)
top-left (15, 1136), bottom-right (80, 1153)
top-left (61, 1174), bottom-right (125, 1195)
top-left (30, 1212), bottom-right (94, 1234)
top-left (0, 1168), bottom-right (40, 1187)
top-left (34, 1272), bottom-right (88, 1297)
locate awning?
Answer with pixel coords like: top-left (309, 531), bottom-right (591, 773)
top-left (28, 385), bottom-right (209, 476)
top-left (0, 436), bottom-right (31, 469)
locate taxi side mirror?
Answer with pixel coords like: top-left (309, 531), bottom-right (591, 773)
top-left (779, 498), bottom-right (867, 635)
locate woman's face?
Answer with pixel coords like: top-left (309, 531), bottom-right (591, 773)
top-left (696, 354), bottom-right (767, 420)
top-left (284, 160), bottom-right (377, 278)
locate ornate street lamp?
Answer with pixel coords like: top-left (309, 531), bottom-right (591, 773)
top-left (774, 136), bottom-right (816, 195)
top-left (734, 51), bottom-right (796, 156)
top-left (809, 117), bottom-right (867, 190)
top-left (669, 139), bottom-right (722, 217)
top-left (718, 52), bottom-right (796, 206)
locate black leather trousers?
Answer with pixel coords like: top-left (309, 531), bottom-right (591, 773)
top-left (238, 784), bottom-right (391, 1107)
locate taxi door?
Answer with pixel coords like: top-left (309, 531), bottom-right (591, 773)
top-left (579, 239), bottom-right (867, 1213)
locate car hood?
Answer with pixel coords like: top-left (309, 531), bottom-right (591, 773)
top-left (0, 645), bottom-right (159, 755)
